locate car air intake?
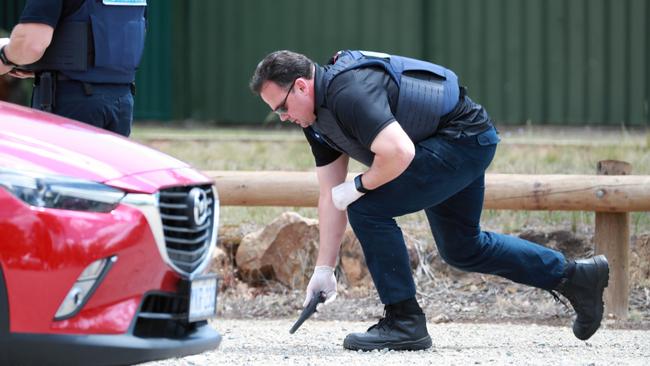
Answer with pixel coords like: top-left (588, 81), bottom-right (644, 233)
top-left (158, 184), bottom-right (215, 274)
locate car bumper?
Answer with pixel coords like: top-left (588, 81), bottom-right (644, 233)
top-left (0, 323), bottom-right (221, 366)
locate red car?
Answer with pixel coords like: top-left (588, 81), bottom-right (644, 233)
top-left (0, 101), bottom-right (221, 365)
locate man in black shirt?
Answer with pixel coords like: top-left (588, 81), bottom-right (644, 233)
top-left (0, 0), bottom-right (146, 136)
top-left (250, 50), bottom-right (609, 351)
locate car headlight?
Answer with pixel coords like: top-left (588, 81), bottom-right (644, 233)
top-left (0, 168), bottom-right (124, 213)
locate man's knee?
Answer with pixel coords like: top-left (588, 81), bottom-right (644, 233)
top-left (435, 232), bottom-right (490, 269)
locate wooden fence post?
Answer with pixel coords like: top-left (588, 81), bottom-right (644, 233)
top-left (594, 160), bottom-right (631, 320)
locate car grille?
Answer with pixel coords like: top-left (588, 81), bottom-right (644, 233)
top-left (134, 292), bottom-right (203, 338)
top-left (158, 184), bottom-right (215, 275)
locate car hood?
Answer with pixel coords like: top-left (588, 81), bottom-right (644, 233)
top-left (0, 102), bottom-right (190, 184)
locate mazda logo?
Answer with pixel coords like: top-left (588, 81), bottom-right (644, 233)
top-left (187, 187), bottom-right (209, 227)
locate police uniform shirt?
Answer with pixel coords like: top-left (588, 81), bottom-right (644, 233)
top-left (19, 0), bottom-right (85, 27)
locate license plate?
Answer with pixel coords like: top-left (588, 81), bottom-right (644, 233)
top-left (188, 275), bottom-right (217, 322)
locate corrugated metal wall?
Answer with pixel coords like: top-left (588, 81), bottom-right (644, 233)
top-left (134, 0), bottom-right (172, 120)
top-left (168, 0), bottom-right (648, 125)
top-left (423, 0), bottom-right (649, 125)
top-left (2, 0), bottom-right (649, 125)
top-left (0, 0), bottom-right (24, 31)
top-left (173, 0), bottom-right (426, 123)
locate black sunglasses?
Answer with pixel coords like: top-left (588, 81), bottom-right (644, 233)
top-left (273, 79), bottom-right (296, 116)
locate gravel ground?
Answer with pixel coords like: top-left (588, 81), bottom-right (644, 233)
top-left (144, 319), bottom-right (649, 366)
top-left (140, 227), bottom-right (650, 365)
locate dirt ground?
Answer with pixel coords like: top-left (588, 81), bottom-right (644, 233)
top-left (215, 228), bottom-right (650, 329)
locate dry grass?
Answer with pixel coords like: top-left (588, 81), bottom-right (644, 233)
top-left (134, 124), bottom-right (650, 232)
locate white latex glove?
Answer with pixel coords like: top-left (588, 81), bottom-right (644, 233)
top-left (331, 180), bottom-right (365, 210)
top-left (303, 266), bottom-right (337, 307)
top-left (0, 38), bottom-right (9, 48)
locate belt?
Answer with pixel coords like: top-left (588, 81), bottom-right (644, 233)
top-left (48, 73), bottom-right (136, 96)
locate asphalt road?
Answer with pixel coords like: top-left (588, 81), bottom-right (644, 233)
top-left (143, 319), bottom-right (650, 366)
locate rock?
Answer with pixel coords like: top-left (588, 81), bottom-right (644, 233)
top-left (210, 246), bottom-right (237, 291)
top-left (218, 224), bottom-right (244, 253)
top-left (233, 211), bottom-right (424, 290)
top-left (339, 229), bottom-right (371, 288)
top-left (339, 228), bottom-right (421, 288)
top-left (431, 313), bottom-right (451, 323)
top-left (235, 212), bottom-right (319, 288)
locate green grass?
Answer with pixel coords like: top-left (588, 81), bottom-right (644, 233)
top-left (132, 125), bottom-right (650, 233)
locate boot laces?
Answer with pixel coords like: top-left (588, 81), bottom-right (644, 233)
top-left (367, 308), bottom-right (396, 332)
top-left (548, 289), bottom-right (571, 309)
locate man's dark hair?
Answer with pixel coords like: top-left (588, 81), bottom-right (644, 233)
top-left (249, 50), bottom-right (314, 94)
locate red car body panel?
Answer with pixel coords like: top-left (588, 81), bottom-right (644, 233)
top-left (0, 193), bottom-right (174, 334)
top-left (0, 102), bottom-right (190, 183)
top-left (105, 167), bottom-right (213, 194)
top-left (0, 101), bottom-right (221, 365)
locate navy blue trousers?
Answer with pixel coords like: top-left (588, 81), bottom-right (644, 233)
top-left (347, 127), bottom-right (567, 304)
top-left (32, 80), bottom-right (133, 137)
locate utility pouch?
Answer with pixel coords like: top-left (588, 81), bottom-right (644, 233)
top-left (21, 22), bottom-right (90, 72)
top-left (34, 72), bottom-right (56, 112)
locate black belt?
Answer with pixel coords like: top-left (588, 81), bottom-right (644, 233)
top-left (46, 72), bottom-right (136, 96)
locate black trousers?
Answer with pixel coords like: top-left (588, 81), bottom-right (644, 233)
top-left (32, 79), bottom-right (134, 137)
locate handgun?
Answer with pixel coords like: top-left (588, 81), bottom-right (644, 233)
top-left (289, 291), bottom-right (326, 334)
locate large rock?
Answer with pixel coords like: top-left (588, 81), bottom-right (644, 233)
top-left (235, 211), bottom-right (423, 290)
top-left (339, 228), bottom-right (421, 288)
top-left (235, 212), bottom-right (319, 288)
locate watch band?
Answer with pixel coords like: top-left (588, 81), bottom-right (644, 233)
top-left (0, 45), bottom-right (18, 67)
top-left (354, 174), bottom-right (371, 193)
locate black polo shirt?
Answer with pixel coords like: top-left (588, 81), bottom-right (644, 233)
top-left (19, 0), bottom-right (84, 27)
top-left (304, 65), bottom-right (399, 167)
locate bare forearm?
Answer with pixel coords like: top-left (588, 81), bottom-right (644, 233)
top-left (362, 121), bottom-right (415, 190)
top-left (6, 23), bottom-right (54, 65)
top-left (315, 154), bottom-right (350, 266)
top-left (362, 148), bottom-right (413, 190)
top-left (316, 197), bottom-right (348, 267)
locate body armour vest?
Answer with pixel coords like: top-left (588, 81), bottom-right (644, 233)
top-left (312, 50), bottom-right (459, 166)
top-left (37, 0), bottom-right (146, 84)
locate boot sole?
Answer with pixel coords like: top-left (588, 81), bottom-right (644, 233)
top-left (575, 255), bottom-right (609, 340)
top-left (343, 335), bottom-right (432, 351)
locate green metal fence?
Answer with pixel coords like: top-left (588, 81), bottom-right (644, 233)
top-left (0, 0), bottom-right (24, 31)
top-left (165, 0), bottom-right (649, 125)
top-left (2, 0), bottom-right (648, 125)
top-left (134, 0), bottom-right (172, 121)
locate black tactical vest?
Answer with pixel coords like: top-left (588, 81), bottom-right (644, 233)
top-left (313, 50), bottom-right (460, 166)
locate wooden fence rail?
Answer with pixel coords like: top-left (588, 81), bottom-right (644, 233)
top-left (206, 169), bottom-right (650, 319)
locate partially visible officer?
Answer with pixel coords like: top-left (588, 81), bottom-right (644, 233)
top-left (0, 0), bottom-right (147, 137)
top-left (250, 50), bottom-right (610, 351)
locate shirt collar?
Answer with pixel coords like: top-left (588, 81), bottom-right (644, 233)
top-left (313, 64), bottom-right (326, 110)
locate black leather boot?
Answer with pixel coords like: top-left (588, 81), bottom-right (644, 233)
top-left (343, 299), bottom-right (432, 351)
top-left (553, 255), bottom-right (609, 340)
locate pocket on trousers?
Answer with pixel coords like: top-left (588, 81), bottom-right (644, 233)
top-left (418, 138), bottom-right (462, 171)
top-left (476, 127), bottom-right (501, 146)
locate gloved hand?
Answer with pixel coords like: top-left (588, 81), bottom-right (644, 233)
top-left (303, 266), bottom-right (337, 307)
top-left (331, 180), bottom-right (365, 210)
top-left (0, 38), bottom-right (9, 48)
